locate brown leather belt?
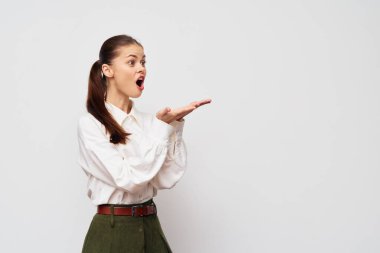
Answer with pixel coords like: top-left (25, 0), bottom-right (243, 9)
top-left (97, 203), bottom-right (157, 217)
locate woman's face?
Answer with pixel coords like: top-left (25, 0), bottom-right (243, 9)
top-left (103, 44), bottom-right (147, 98)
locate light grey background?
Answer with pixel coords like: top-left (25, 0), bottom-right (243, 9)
top-left (1, 0), bottom-right (379, 252)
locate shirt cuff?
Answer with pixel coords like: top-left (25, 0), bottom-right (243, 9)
top-left (151, 116), bottom-right (176, 142)
top-left (169, 118), bottom-right (185, 140)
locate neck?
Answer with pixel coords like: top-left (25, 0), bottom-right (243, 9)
top-left (105, 83), bottom-right (133, 114)
top-left (105, 97), bottom-right (132, 114)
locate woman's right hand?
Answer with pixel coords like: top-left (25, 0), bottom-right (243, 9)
top-left (156, 98), bottom-right (212, 124)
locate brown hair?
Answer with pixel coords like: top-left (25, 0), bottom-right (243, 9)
top-left (86, 34), bottom-right (143, 145)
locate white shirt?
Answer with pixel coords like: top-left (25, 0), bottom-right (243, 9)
top-left (77, 99), bottom-right (187, 205)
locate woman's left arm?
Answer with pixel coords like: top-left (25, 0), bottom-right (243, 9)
top-left (150, 118), bottom-right (187, 189)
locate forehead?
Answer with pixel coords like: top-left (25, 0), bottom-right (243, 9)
top-left (117, 44), bottom-right (145, 58)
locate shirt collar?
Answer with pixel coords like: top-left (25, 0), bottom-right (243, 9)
top-left (104, 99), bottom-right (142, 127)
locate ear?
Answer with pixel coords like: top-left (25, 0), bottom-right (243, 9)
top-left (101, 64), bottom-right (114, 78)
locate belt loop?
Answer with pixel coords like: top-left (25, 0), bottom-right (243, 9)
top-left (110, 205), bottom-right (115, 228)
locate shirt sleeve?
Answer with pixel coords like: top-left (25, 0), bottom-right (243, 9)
top-left (150, 118), bottom-right (187, 189)
top-left (77, 114), bottom-right (176, 194)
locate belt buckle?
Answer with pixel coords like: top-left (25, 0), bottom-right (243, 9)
top-left (132, 205), bottom-right (144, 217)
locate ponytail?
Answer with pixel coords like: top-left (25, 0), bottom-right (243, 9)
top-left (86, 59), bottom-right (131, 144)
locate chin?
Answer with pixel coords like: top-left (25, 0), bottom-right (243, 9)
top-left (129, 92), bottom-right (143, 98)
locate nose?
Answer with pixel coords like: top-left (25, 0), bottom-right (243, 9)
top-left (137, 63), bottom-right (146, 73)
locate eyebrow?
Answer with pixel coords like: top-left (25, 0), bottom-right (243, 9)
top-left (125, 54), bottom-right (146, 59)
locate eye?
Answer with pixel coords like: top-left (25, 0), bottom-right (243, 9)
top-left (141, 60), bottom-right (146, 66)
top-left (127, 60), bottom-right (135, 66)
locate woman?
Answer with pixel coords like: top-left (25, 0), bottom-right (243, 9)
top-left (77, 34), bottom-right (211, 252)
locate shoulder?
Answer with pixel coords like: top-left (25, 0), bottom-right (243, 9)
top-left (78, 113), bottom-right (97, 128)
top-left (77, 113), bottom-right (105, 135)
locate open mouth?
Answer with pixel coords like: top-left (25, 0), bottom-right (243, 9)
top-left (136, 75), bottom-right (145, 86)
top-left (136, 79), bottom-right (144, 87)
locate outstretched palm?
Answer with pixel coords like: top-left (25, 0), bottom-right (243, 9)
top-left (156, 98), bottom-right (212, 124)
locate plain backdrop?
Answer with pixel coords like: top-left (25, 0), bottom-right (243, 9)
top-left (1, 0), bottom-right (379, 252)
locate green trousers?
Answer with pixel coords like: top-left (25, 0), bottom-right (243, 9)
top-left (81, 199), bottom-right (172, 253)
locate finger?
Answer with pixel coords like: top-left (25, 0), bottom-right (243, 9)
top-left (162, 107), bottom-right (171, 117)
top-left (183, 105), bottom-right (196, 112)
top-left (189, 101), bottom-right (204, 108)
top-left (174, 105), bottom-right (195, 114)
top-left (200, 98), bottom-right (212, 105)
top-left (157, 107), bottom-right (171, 118)
top-left (197, 99), bottom-right (212, 106)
